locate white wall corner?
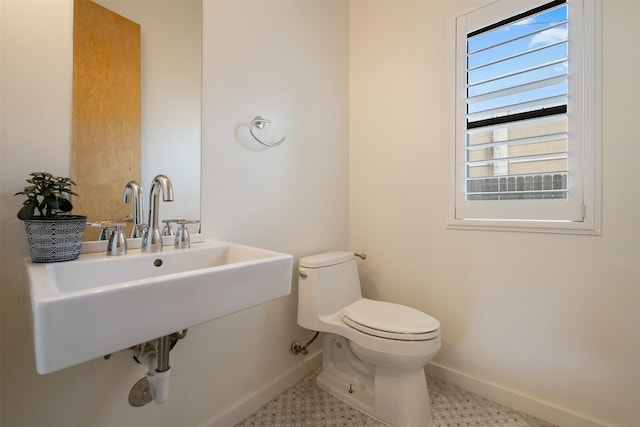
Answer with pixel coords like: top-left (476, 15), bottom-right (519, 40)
top-left (205, 350), bottom-right (322, 427)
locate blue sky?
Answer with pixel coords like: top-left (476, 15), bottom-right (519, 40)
top-left (467, 4), bottom-right (568, 119)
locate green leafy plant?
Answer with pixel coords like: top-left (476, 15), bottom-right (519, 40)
top-left (15, 172), bottom-right (79, 220)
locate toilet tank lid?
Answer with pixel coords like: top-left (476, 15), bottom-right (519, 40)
top-left (299, 252), bottom-right (354, 268)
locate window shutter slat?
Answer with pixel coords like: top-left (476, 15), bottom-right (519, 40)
top-left (469, 58), bottom-right (567, 89)
top-left (468, 19), bottom-right (568, 55)
top-left (467, 74), bottom-right (567, 105)
top-left (467, 132), bottom-right (568, 149)
top-left (466, 95), bottom-right (567, 122)
top-left (467, 39), bottom-right (567, 72)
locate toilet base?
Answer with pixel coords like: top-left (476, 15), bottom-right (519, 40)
top-left (317, 369), bottom-right (382, 423)
top-left (317, 334), bottom-right (433, 427)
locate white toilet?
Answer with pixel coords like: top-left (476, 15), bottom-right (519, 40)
top-left (297, 252), bottom-right (441, 426)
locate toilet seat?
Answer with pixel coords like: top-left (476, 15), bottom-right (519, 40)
top-left (341, 299), bottom-right (440, 341)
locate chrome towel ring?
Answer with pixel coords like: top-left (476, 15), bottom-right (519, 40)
top-left (249, 116), bottom-right (286, 147)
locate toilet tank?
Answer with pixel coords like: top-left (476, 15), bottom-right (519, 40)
top-left (297, 252), bottom-right (362, 331)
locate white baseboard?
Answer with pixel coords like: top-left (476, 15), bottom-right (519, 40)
top-left (425, 362), bottom-right (606, 427)
top-left (199, 353), bottom-right (607, 427)
top-left (204, 350), bottom-right (322, 427)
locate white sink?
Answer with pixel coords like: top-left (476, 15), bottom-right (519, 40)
top-left (25, 240), bottom-right (293, 374)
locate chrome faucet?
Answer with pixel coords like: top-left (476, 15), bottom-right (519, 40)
top-left (143, 175), bottom-right (174, 252)
top-left (123, 181), bottom-right (145, 238)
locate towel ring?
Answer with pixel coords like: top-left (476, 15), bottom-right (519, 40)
top-left (249, 116), bottom-right (286, 147)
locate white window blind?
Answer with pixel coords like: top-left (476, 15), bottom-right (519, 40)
top-left (451, 0), bottom-right (600, 232)
top-left (466, 0), bottom-right (569, 202)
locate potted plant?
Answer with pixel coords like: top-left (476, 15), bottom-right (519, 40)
top-left (15, 172), bottom-right (87, 262)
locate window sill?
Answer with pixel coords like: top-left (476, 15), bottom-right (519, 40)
top-left (447, 217), bottom-right (600, 235)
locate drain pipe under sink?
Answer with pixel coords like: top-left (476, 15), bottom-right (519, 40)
top-left (128, 330), bottom-right (187, 407)
top-left (148, 335), bottom-right (171, 405)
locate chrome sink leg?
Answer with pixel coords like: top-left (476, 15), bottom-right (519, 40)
top-left (157, 335), bottom-right (171, 372)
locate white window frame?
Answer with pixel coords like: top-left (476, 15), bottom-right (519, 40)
top-left (449, 0), bottom-right (601, 234)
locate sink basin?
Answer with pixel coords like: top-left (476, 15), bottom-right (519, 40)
top-left (25, 240), bottom-right (293, 374)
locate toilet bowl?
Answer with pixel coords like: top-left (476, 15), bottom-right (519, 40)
top-left (297, 252), bottom-right (441, 426)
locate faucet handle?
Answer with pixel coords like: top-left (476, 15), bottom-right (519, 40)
top-left (119, 216), bottom-right (147, 239)
top-left (89, 221), bottom-right (119, 241)
top-left (161, 219), bottom-right (184, 236)
top-left (132, 223), bottom-right (147, 239)
top-left (107, 223), bottom-right (128, 256)
top-left (175, 220), bottom-right (199, 249)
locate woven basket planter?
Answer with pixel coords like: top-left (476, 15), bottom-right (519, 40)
top-left (24, 215), bottom-right (87, 263)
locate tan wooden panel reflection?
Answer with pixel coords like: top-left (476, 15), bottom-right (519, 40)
top-left (72, 0), bottom-right (141, 241)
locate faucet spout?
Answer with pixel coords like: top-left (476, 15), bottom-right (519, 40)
top-left (143, 175), bottom-right (174, 252)
top-left (123, 181), bottom-right (144, 238)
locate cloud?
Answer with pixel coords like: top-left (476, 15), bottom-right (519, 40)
top-left (529, 27), bottom-right (567, 47)
top-left (515, 17), bottom-right (535, 27)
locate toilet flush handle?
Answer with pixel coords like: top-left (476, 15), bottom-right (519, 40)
top-left (354, 253), bottom-right (367, 260)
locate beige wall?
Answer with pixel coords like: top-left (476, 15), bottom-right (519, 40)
top-left (349, 1), bottom-right (639, 426)
top-left (0, 0), bottom-right (348, 426)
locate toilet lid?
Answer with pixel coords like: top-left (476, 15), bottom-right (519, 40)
top-left (341, 299), bottom-right (440, 341)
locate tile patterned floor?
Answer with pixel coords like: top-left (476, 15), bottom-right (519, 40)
top-left (235, 369), bottom-right (556, 427)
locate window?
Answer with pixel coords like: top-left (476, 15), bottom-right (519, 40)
top-left (450, 0), bottom-right (601, 233)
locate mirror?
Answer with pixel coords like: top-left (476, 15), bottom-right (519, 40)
top-left (72, 0), bottom-right (201, 241)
